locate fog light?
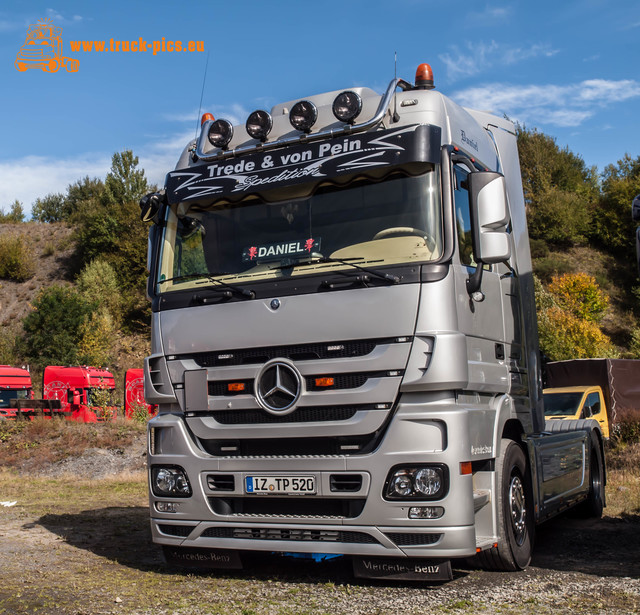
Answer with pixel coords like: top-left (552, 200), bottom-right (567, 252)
top-left (332, 90), bottom-right (362, 124)
top-left (208, 119), bottom-right (234, 149)
top-left (289, 100), bottom-right (317, 133)
top-left (246, 110), bottom-right (272, 142)
top-left (409, 506), bottom-right (444, 519)
top-left (151, 466), bottom-right (192, 497)
top-left (156, 501), bottom-right (179, 513)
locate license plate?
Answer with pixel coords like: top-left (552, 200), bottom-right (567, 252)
top-left (245, 475), bottom-right (316, 495)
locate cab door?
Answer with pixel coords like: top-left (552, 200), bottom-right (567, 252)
top-left (581, 390), bottom-right (609, 438)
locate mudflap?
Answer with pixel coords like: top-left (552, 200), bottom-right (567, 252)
top-left (352, 556), bottom-right (452, 582)
top-left (162, 546), bottom-right (242, 570)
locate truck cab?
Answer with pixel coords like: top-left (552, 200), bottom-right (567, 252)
top-left (0, 366), bottom-right (33, 420)
top-left (544, 386), bottom-right (609, 438)
top-left (141, 63), bottom-right (605, 580)
top-left (43, 366), bottom-right (117, 422)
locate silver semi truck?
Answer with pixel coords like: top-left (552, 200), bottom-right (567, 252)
top-left (140, 63), bottom-right (605, 581)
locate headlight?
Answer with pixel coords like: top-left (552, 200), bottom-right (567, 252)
top-left (384, 465), bottom-right (448, 500)
top-left (207, 119), bottom-right (233, 149)
top-left (246, 110), bottom-right (273, 142)
top-left (332, 90), bottom-right (362, 124)
top-left (289, 100), bottom-right (317, 133)
top-left (151, 466), bottom-right (192, 497)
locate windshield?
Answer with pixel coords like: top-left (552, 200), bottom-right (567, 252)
top-left (157, 169), bottom-right (442, 293)
top-left (543, 392), bottom-right (583, 416)
top-left (0, 389), bottom-right (30, 408)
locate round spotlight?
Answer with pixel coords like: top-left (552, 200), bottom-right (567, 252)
top-left (246, 110), bottom-right (273, 142)
top-left (332, 90), bottom-right (362, 124)
top-left (289, 100), bottom-right (317, 133)
top-left (207, 119), bottom-right (234, 149)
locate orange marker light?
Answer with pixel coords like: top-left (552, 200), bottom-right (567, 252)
top-left (201, 112), bottom-right (215, 125)
top-left (415, 63), bottom-right (435, 89)
top-left (315, 377), bottom-right (335, 388)
top-left (460, 461), bottom-right (472, 475)
top-left (228, 382), bottom-right (245, 392)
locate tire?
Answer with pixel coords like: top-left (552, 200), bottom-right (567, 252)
top-left (577, 432), bottom-right (604, 518)
top-left (477, 438), bottom-right (534, 571)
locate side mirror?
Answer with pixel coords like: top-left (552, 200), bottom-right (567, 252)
top-left (72, 390), bottom-right (81, 406)
top-left (140, 190), bottom-right (166, 224)
top-left (468, 172), bottom-right (511, 264)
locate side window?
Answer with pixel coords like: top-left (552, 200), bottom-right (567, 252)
top-left (453, 165), bottom-right (475, 267)
top-left (584, 392), bottom-right (601, 417)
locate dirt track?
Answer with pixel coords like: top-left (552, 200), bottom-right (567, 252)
top-left (1, 490), bottom-right (639, 615)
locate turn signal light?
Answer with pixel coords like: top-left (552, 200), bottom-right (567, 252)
top-left (228, 382), bottom-right (246, 392)
top-left (460, 461), bottom-right (472, 475)
top-left (315, 377), bottom-right (335, 388)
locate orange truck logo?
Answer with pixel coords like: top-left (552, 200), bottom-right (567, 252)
top-left (15, 17), bottom-right (79, 73)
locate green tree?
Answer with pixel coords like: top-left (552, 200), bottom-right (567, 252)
top-left (76, 258), bottom-right (123, 325)
top-left (102, 150), bottom-right (150, 207)
top-left (0, 200), bottom-right (26, 223)
top-left (20, 285), bottom-right (94, 367)
top-left (71, 150), bottom-right (152, 329)
top-left (31, 193), bottom-right (67, 223)
top-left (517, 125), bottom-right (598, 247)
top-left (592, 153), bottom-right (640, 257)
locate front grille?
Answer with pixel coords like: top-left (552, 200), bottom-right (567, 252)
top-left (384, 532), bottom-right (443, 546)
top-left (184, 338), bottom-right (394, 368)
top-left (330, 474), bottom-right (363, 492)
top-left (207, 474), bottom-right (235, 491)
top-left (158, 524), bottom-right (193, 537)
top-left (199, 433), bottom-right (380, 457)
top-left (211, 406), bottom-right (361, 424)
top-left (208, 497), bottom-right (366, 518)
top-left (201, 526), bottom-right (378, 544)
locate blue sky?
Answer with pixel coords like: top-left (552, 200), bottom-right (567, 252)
top-left (1, 0), bottom-right (639, 216)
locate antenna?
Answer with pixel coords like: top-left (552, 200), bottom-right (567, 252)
top-left (393, 51), bottom-right (400, 122)
top-left (195, 51), bottom-right (211, 140)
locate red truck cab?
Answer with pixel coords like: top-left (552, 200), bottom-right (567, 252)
top-left (0, 366), bottom-right (33, 419)
top-left (43, 366), bottom-right (116, 422)
top-left (124, 368), bottom-right (157, 419)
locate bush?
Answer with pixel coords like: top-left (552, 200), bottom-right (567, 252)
top-left (20, 285), bottom-right (94, 367)
top-left (548, 272), bottom-right (609, 323)
top-left (0, 235), bottom-right (36, 281)
top-left (537, 305), bottom-right (617, 361)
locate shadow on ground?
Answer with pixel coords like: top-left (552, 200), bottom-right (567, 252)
top-left (34, 506), bottom-right (640, 583)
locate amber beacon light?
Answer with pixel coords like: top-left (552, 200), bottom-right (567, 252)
top-left (415, 63), bottom-right (435, 89)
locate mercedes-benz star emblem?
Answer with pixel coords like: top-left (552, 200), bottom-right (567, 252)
top-left (255, 359), bottom-right (302, 415)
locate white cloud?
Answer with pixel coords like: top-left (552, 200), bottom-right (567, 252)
top-left (439, 41), bottom-right (559, 82)
top-left (0, 155), bottom-right (111, 215)
top-left (452, 79), bottom-right (640, 128)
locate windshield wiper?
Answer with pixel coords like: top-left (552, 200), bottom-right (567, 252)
top-left (277, 256), bottom-right (400, 285)
top-left (158, 273), bottom-right (255, 299)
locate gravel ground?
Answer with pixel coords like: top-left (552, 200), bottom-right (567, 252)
top-left (0, 442), bottom-right (639, 614)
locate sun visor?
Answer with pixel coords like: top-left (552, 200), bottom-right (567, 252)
top-left (165, 124), bottom-right (441, 205)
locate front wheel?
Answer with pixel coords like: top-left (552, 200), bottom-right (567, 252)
top-left (477, 438), bottom-right (534, 571)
